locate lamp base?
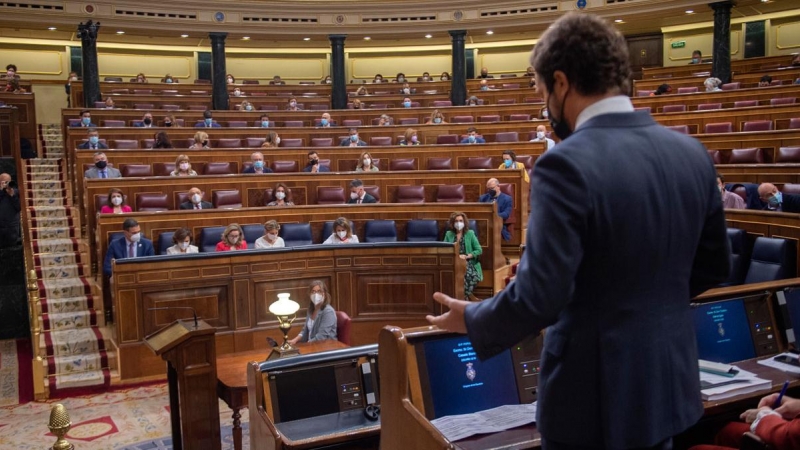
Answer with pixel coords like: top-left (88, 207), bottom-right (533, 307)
top-left (267, 346), bottom-right (301, 360)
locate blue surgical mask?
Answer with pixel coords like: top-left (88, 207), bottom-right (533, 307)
top-left (468, 136), bottom-right (476, 143)
top-left (245, 105), bottom-right (253, 111)
top-left (350, 135), bottom-right (358, 142)
top-left (504, 159), bottom-right (512, 168)
top-left (691, 58), bottom-right (699, 64)
top-left (320, 118), bottom-right (328, 126)
top-left (403, 101), bottom-right (411, 108)
top-left (166, 79), bottom-right (173, 84)
top-left (770, 192), bottom-right (783, 206)
top-left (433, 118), bottom-right (442, 124)
top-left (204, 118), bottom-right (212, 126)
top-left (261, 121), bottom-right (269, 128)
top-left (480, 86), bottom-right (488, 91)
top-left (81, 117), bottom-right (91, 125)
top-left (254, 161), bottom-right (264, 169)
top-left (89, 136), bottom-right (99, 145)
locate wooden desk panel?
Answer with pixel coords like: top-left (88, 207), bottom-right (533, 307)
top-left (630, 84), bottom-right (800, 112)
top-left (641, 55), bottom-right (794, 80)
top-left (110, 242), bottom-right (463, 382)
top-left (634, 67), bottom-right (800, 92)
top-left (0, 93), bottom-right (37, 150)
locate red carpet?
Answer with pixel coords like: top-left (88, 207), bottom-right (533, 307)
top-left (16, 338), bottom-right (33, 404)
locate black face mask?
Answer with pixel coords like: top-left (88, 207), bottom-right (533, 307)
top-left (202, 140), bottom-right (209, 147)
top-left (143, 118), bottom-right (152, 126)
top-left (486, 189), bottom-right (497, 197)
top-left (164, 122), bottom-right (172, 127)
top-left (95, 160), bottom-right (107, 169)
top-left (548, 89), bottom-right (572, 141)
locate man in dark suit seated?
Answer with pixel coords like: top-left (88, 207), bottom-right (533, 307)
top-left (477, 67), bottom-right (494, 79)
top-left (758, 182), bottom-right (800, 213)
top-left (479, 178), bottom-right (512, 241)
top-left (78, 128), bottom-right (109, 151)
top-left (340, 128), bottom-right (367, 147)
top-left (84, 151), bottom-right (120, 179)
top-left (73, 109), bottom-right (96, 127)
top-left (133, 111), bottom-right (154, 128)
top-left (103, 218), bottom-right (155, 276)
top-left (347, 179), bottom-right (376, 204)
top-left (195, 110), bottom-right (222, 128)
top-left (428, 12), bottom-right (729, 450)
top-left (179, 187), bottom-right (213, 210)
top-left (242, 151), bottom-right (274, 174)
top-left (459, 127), bottom-right (486, 144)
top-left (302, 151), bottom-right (330, 173)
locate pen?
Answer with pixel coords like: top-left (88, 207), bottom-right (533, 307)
top-left (773, 380), bottom-right (790, 409)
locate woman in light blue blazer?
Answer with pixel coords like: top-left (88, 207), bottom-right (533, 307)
top-left (289, 280), bottom-right (338, 344)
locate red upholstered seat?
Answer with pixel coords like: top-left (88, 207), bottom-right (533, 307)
top-left (317, 186), bottom-right (346, 205)
top-left (782, 184), bottom-right (800, 195)
top-left (370, 136), bottom-right (393, 146)
top-left (396, 185), bottom-right (425, 203)
top-left (432, 100), bottom-right (452, 107)
top-left (467, 157), bottom-right (493, 169)
top-left (704, 122), bottom-right (733, 134)
top-left (667, 125), bottom-right (690, 134)
top-left (770, 97), bottom-right (796, 106)
top-left (697, 103), bottom-right (722, 111)
top-left (496, 99), bottom-right (516, 105)
top-left (636, 90), bottom-right (653, 97)
top-left (217, 138), bottom-right (242, 148)
top-left (272, 161), bottom-right (299, 173)
top-left (515, 155), bottom-right (534, 169)
top-left (501, 83), bottom-right (520, 89)
top-left (495, 132), bottom-right (519, 143)
top-left (734, 100), bottom-right (758, 108)
top-left (776, 147), bottom-right (800, 163)
top-left (677, 87), bottom-right (699, 94)
top-left (203, 162), bottom-right (234, 175)
top-left (153, 163), bottom-right (175, 176)
top-left (134, 103), bottom-right (154, 110)
top-left (132, 89), bottom-right (152, 94)
top-left (283, 120), bottom-right (304, 128)
top-left (436, 134), bottom-right (459, 144)
top-left (727, 148), bottom-right (764, 164)
top-left (259, 104), bottom-right (278, 111)
top-left (509, 114), bottom-right (531, 121)
top-left (335, 311), bottom-right (351, 346)
top-left (661, 105), bottom-right (686, 113)
top-left (342, 119), bottom-right (362, 127)
top-left (227, 121), bottom-right (247, 128)
top-left (634, 107), bottom-right (651, 113)
top-left (246, 137), bottom-right (266, 148)
top-left (399, 117), bottom-right (419, 125)
top-left (135, 193), bottom-right (169, 212)
top-left (478, 115), bottom-right (501, 123)
top-left (436, 184), bottom-right (465, 202)
top-left (103, 120), bottom-right (126, 127)
top-left (280, 138), bottom-right (304, 147)
top-left (721, 82), bottom-right (740, 90)
top-left (188, 105), bottom-right (208, 111)
top-left (363, 185), bottom-right (381, 203)
top-left (790, 118), bottom-right (800, 129)
top-left (451, 116), bottom-right (474, 123)
top-left (212, 190), bottom-right (242, 209)
top-left (426, 157), bottom-right (452, 170)
top-left (742, 121), bottom-right (773, 132)
top-left (112, 139), bottom-right (139, 149)
top-left (161, 104), bottom-right (180, 111)
top-left (311, 138), bottom-right (333, 147)
top-left (120, 164), bottom-right (153, 177)
top-left (707, 150), bottom-right (723, 164)
top-left (389, 158), bottom-right (417, 171)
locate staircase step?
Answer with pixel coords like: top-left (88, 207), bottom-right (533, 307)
top-left (38, 277), bottom-right (91, 299)
top-left (35, 252), bottom-right (83, 268)
top-left (36, 263), bottom-right (86, 280)
top-left (45, 350), bottom-right (111, 376)
top-left (40, 310), bottom-right (99, 332)
top-left (40, 295), bottom-right (95, 314)
top-left (40, 326), bottom-right (110, 357)
top-left (31, 227), bottom-right (74, 240)
top-left (47, 368), bottom-right (111, 394)
top-left (32, 238), bottom-right (80, 254)
top-left (27, 206), bottom-right (72, 219)
top-left (30, 216), bottom-right (74, 229)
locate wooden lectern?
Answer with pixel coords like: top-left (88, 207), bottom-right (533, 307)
top-left (145, 319), bottom-right (221, 450)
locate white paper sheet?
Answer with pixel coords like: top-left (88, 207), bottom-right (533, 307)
top-left (430, 402), bottom-right (537, 442)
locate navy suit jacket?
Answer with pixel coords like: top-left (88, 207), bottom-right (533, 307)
top-left (78, 141), bottom-right (109, 150)
top-left (464, 111), bottom-right (729, 448)
top-left (478, 191), bottom-right (512, 240)
top-left (347, 193), bottom-right (377, 204)
top-left (459, 137), bottom-right (486, 144)
top-left (104, 237), bottom-right (155, 275)
top-left (194, 122), bottom-right (222, 128)
top-left (242, 166), bottom-right (274, 174)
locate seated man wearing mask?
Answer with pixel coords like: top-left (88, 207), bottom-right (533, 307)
top-left (347, 179), bottom-right (377, 204)
top-left (460, 127), bottom-right (486, 144)
top-left (103, 218), bottom-right (155, 276)
top-left (478, 178), bottom-right (512, 241)
top-left (74, 109), bottom-right (96, 128)
top-left (195, 110), bottom-right (221, 128)
top-left (78, 128), bottom-right (108, 150)
top-left (530, 124), bottom-right (555, 150)
top-left (134, 111), bottom-right (155, 128)
top-left (340, 128), bottom-right (367, 147)
top-left (303, 151), bottom-right (331, 173)
top-left (179, 187), bottom-right (213, 210)
top-left (758, 183), bottom-right (800, 213)
top-left (84, 152), bottom-right (120, 179)
top-left (243, 152), bottom-right (274, 174)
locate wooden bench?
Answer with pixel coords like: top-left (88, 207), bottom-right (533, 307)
top-left (0, 92), bottom-right (37, 151)
top-left (641, 55), bottom-right (795, 80)
top-left (633, 67), bottom-right (800, 92)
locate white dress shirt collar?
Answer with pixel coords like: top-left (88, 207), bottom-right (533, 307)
top-left (575, 95), bottom-right (634, 131)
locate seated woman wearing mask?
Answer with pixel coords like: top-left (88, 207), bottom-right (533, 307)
top-left (440, 72), bottom-right (451, 81)
top-left (261, 131), bottom-right (281, 149)
top-left (239, 100), bottom-right (254, 112)
top-left (352, 98), bottom-right (364, 110)
top-left (135, 73), bottom-right (148, 83)
top-left (189, 131), bottom-right (210, 149)
top-left (163, 73), bottom-right (177, 84)
top-left (163, 114), bottom-right (177, 128)
top-left (170, 154), bottom-right (197, 176)
top-left (266, 182), bottom-right (294, 206)
top-left (255, 220), bottom-right (285, 249)
top-left (399, 128), bottom-right (420, 146)
top-left (428, 109), bottom-right (447, 124)
top-left (153, 131), bottom-right (173, 149)
top-left (100, 188), bottom-right (132, 214)
top-left (166, 227), bottom-right (198, 255)
top-left (288, 280), bottom-right (338, 345)
top-left (356, 151), bottom-right (379, 172)
top-left (285, 97), bottom-right (300, 111)
top-left (216, 223), bottom-right (247, 251)
top-left (443, 212), bottom-right (482, 301)
top-left (323, 217), bottom-right (359, 244)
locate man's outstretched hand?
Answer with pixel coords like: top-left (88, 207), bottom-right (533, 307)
top-left (426, 292), bottom-right (470, 334)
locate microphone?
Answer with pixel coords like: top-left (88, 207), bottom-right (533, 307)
top-left (147, 306), bottom-right (199, 329)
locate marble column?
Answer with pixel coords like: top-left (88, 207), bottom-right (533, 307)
top-left (449, 30), bottom-right (467, 106)
top-left (78, 21), bottom-right (101, 109)
top-left (710, 1), bottom-right (733, 84)
top-left (329, 35), bottom-right (347, 110)
top-left (209, 32), bottom-right (229, 111)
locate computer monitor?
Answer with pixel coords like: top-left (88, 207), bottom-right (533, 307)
top-left (414, 333), bottom-right (541, 420)
top-left (692, 297), bottom-right (756, 363)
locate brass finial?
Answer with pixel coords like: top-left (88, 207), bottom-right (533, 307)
top-left (27, 269), bottom-right (37, 292)
top-left (48, 404), bottom-right (74, 450)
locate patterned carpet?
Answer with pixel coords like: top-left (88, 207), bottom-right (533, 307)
top-left (0, 383), bottom-right (250, 449)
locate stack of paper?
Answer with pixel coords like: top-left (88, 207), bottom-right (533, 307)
top-left (700, 365), bottom-right (771, 401)
top-left (430, 403), bottom-right (537, 442)
top-left (757, 352), bottom-right (800, 376)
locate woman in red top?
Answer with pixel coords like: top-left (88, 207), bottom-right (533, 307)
top-left (215, 223), bottom-right (247, 251)
top-left (99, 188), bottom-right (132, 214)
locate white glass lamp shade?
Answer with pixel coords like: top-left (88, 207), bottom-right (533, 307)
top-left (269, 293), bottom-right (300, 317)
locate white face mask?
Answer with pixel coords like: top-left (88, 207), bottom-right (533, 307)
top-left (180, 163), bottom-right (189, 171)
top-left (275, 192), bottom-right (286, 200)
top-left (350, 192), bottom-right (359, 200)
top-left (129, 232), bottom-right (141, 243)
top-left (111, 196), bottom-right (122, 206)
top-left (454, 221), bottom-right (465, 231)
top-left (275, 137), bottom-right (281, 145)
top-left (180, 241), bottom-right (190, 250)
top-left (192, 194), bottom-right (202, 203)
top-left (337, 230), bottom-right (348, 239)
top-left (363, 158), bottom-right (371, 166)
top-left (536, 131), bottom-right (545, 140)
top-left (265, 233), bottom-right (278, 241)
top-left (311, 293), bottom-right (324, 305)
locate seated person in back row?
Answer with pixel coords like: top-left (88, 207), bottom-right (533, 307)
top-left (104, 218), bottom-right (155, 276)
top-left (74, 109), bottom-right (96, 128)
top-left (717, 174), bottom-right (745, 209)
top-left (348, 179), bottom-right (377, 204)
top-left (758, 182), bottom-right (800, 213)
top-left (530, 124), bottom-right (555, 150)
top-left (255, 220), bottom-right (285, 249)
top-left (460, 127), bottom-right (486, 144)
top-left (196, 110), bottom-right (221, 128)
top-left (479, 178), bottom-right (512, 241)
top-left (758, 75), bottom-right (773, 87)
top-left (266, 182), bottom-right (294, 206)
top-left (303, 151), bottom-right (330, 173)
top-left (340, 128), bottom-right (367, 147)
top-left (243, 152), bottom-right (274, 174)
top-left (323, 217), bottom-right (359, 244)
top-left (84, 151), bottom-right (120, 179)
top-left (179, 187), bottom-right (213, 210)
top-left (78, 128), bottom-right (108, 150)
top-left (288, 280), bottom-right (338, 344)
top-left (166, 227), bottom-right (199, 255)
top-left (134, 111), bottom-right (155, 128)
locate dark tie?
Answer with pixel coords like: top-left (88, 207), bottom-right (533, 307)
top-left (194, 204), bottom-right (200, 210)
top-left (100, 171), bottom-right (107, 179)
top-left (357, 198), bottom-right (362, 204)
top-left (128, 242), bottom-right (135, 258)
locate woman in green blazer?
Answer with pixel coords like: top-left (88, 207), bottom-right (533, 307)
top-left (443, 211), bottom-right (483, 300)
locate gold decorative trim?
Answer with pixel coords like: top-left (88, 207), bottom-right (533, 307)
top-left (96, 53), bottom-right (192, 79)
top-left (775, 22), bottom-right (800, 50)
top-left (0, 49), bottom-right (63, 75)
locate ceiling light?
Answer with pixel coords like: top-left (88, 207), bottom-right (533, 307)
top-left (242, 36), bottom-right (251, 40)
top-left (685, 10), bottom-right (694, 14)
top-left (425, 34), bottom-right (432, 39)
top-left (614, 19), bottom-right (624, 23)
top-left (364, 37), bottom-right (371, 40)
top-left (180, 34), bottom-right (189, 38)
top-left (48, 26), bottom-right (57, 31)
top-left (116, 30), bottom-right (125, 35)
top-left (486, 30), bottom-right (494, 35)
top-left (303, 37), bottom-right (311, 41)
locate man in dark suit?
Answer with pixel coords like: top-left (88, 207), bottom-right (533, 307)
top-left (477, 67), bottom-right (494, 79)
top-left (758, 182), bottom-right (800, 213)
top-left (84, 151), bottom-right (120, 179)
top-left (73, 109), bottom-right (96, 127)
top-left (339, 128), bottom-right (367, 147)
top-left (428, 13), bottom-right (729, 450)
top-left (179, 187), bottom-right (213, 210)
top-left (242, 151), bottom-right (274, 174)
top-left (103, 218), bottom-right (155, 276)
top-left (78, 128), bottom-right (109, 151)
top-left (347, 179), bottom-right (376, 204)
top-left (133, 111), bottom-right (154, 128)
top-left (302, 151), bottom-right (331, 173)
top-left (459, 127), bottom-right (486, 144)
top-left (195, 110), bottom-right (222, 128)
top-left (478, 178), bottom-right (512, 241)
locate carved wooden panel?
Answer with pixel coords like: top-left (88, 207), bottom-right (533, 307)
top-left (355, 273), bottom-right (435, 317)
top-left (142, 286), bottom-right (229, 336)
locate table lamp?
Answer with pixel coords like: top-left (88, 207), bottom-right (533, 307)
top-left (268, 292), bottom-right (301, 360)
